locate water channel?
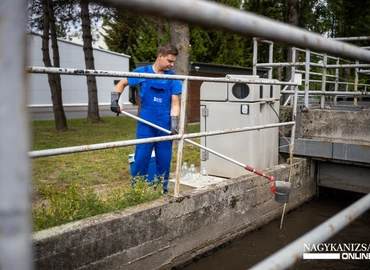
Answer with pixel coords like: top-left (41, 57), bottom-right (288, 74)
top-left (180, 187), bottom-right (370, 270)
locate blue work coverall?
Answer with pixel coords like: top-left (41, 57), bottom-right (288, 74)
top-left (128, 65), bottom-right (182, 192)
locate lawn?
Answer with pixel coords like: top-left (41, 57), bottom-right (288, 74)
top-left (31, 116), bottom-right (200, 231)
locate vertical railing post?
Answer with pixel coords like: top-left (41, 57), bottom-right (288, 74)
top-left (174, 78), bottom-right (189, 197)
top-left (320, 53), bottom-right (327, 109)
top-left (290, 47), bottom-right (297, 106)
top-left (334, 58), bottom-right (339, 104)
top-left (268, 42), bottom-right (274, 79)
top-left (354, 60), bottom-right (359, 106)
top-left (304, 49), bottom-right (311, 108)
top-left (0, 0), bottom-right (33, 269)
top-left (253, 38), bottom-right (258, 76)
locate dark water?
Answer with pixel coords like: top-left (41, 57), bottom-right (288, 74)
top-left (182, 188), bottom-right (370, 270)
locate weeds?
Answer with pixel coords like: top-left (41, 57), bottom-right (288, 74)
top-left (32, 178), bottom-right (163, 231)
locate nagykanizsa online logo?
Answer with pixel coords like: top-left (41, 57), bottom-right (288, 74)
top-left (303, 243), bottom-right (370, 260)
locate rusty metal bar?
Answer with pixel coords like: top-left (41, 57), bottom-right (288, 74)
top-left (0, 0), bottom-right (33, 269)
top-left (27, 66), bottom-right (297, 86)
top-left (101, 0), bottom-right (370, 62)
top-left (29, 121), bottom-right (294, 158)
top-left (250, 192), bottom-right (370, 270)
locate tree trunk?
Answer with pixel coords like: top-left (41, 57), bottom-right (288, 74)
top-left (170, 21), bottom-right (189, 75)
top-left (284, 0), bottom-right (300, 104)
top-left (81, 0), bottom-right (101, 123)
top-left (170, 21), bottom-right (189, 129)
top-left (157, 17), bottom-right (166, 45)
top-left (42, 0), bottom-right (68, 131)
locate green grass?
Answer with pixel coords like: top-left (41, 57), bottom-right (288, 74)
top-left (31, 116), bottom-right (200, 231)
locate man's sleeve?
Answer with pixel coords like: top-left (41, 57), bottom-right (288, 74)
top-left (127, 67), bottom-right (145, 87)
top-left (171, 79), bottom-right (182, 95)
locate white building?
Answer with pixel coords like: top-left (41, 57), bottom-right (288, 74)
top-left (27, 34), bottom-right (132, 119)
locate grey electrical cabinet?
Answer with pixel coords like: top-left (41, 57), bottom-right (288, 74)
top-left (200, 75), bottom-right (280, 178)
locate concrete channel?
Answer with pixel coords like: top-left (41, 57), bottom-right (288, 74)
top-left (33, 158), bottom-right (315, 270)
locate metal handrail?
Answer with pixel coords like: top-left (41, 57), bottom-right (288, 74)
top-left (251, 193), bottom-right (370, 270)
top-left (4, 0), bottom-right (370, 269)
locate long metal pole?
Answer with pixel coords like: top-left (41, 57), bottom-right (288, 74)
top-left (102, 0), bottom-right (370, 62)
top-left (27, 66), bottom-right (297, 86)
top-left (120, 111), bottom-right (281, 182)
top-left (250, 193), bottom-right (370, 270)
top-left (0, 0), bottom-right (33, 269)
top-left (29, 118), bottom-right (294, 158)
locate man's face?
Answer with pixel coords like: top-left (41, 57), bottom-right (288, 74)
top-left (158, 54), bottom-right (177, 72)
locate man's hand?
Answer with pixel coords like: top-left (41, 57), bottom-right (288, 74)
top-left (170, 116), bottom-right (179, 134)
top-left (110, 91), bottom-right (121, 116)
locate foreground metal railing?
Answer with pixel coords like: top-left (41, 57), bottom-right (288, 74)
top-left (27, 66), bottom-right (297, 198)
top-left (3, 0), bottom-right (370, 269)
top-left (251, 192), bottom-right (370, 270)
top-left (1, 0), bottom-right (33, 270)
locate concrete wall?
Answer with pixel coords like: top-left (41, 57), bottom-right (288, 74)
top-left (33, 158), bottom-right (315, 270)
top-left (280, 106), bottom-right (370, 145)
top-left (300, 109), bottom-right (370, 145)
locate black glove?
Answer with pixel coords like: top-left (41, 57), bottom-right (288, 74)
top-left (170, 116), bottom-right (179, 134)
top-left (110, 91), bottom-right (121, 116)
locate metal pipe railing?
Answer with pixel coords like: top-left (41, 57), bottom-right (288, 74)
top-left (102, 0), bottom-right (370, 62)
top-left (29, 122), bottom-right (294, 158)
top-left (0, 0), bottom-right (33, 270)
top-left (27, 66), bottom-right (297, 86)
top-left (281, 90), bottom-right (366, 96)
top-left (250, 193), bottom-right (370, 270)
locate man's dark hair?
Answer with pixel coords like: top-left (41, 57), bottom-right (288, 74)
top-left (157, 43), bottom-right (178, 56)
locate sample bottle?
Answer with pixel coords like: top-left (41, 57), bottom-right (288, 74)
top-left (189, 163), bottom-right (197, 181)
top-left (200, 165), bottom-right (208, 182)
top-left (181, 162), bottom-right (189, 181)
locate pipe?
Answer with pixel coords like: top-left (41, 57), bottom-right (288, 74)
top-left (250, 193), bottom-right (370, 270)
top-left (29, 119), bottom-right (294, 158)
top-left (27, 66), bottom-right (297, 86)
top-left (119, 110), bottom-right (279, 184)
top-left (101, 0), bottom-right (370, 62)
top-left (0, 0), bottom-right (33, 269)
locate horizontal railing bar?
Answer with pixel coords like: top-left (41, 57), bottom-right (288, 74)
top-left (101, 0), bottom-right (370, 62)
top-left (333, 36), bottom-right (370, 41)
top-left (281, 90), bottom-right (366, 95)
top-left (29, 122), bottom-right (294, 158)
top-left (27, 66), bottom-right (297, 86)
top-left (293, 47), bottom-right (339, 59)
top-left (325, 64), bottom-right (370, 68)
top-left (251, 193), bottom-right (370, 270)
top-left (29, 135), bottom-right (181, 158)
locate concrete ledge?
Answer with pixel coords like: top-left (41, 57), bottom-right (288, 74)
top-left (279, 138), bottom-right (370, 164)
top-left (33, 158), bottom-right (315, 270)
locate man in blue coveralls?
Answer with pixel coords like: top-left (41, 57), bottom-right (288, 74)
top-left (110, 43), bottom-right (182, 194)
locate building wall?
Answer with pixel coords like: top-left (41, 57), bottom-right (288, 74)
top-left (27, 34), bottom-right (131, 108)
